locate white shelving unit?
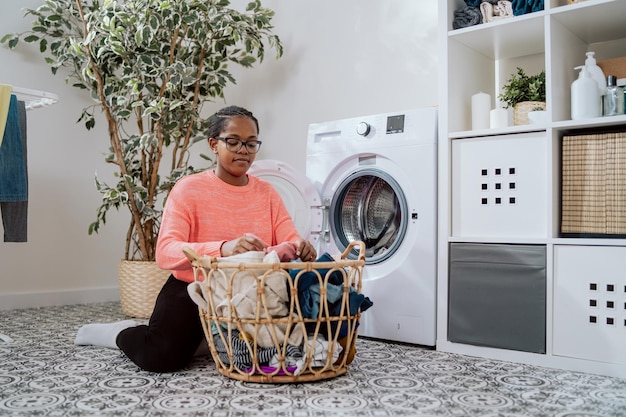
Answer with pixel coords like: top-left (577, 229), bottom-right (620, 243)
top-left (437, 0), bottom-right (626, 378)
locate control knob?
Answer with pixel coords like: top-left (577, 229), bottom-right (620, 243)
top-left (356, 121), bottom-right (370, 136)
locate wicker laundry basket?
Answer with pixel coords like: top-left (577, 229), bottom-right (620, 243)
top-left (183, 241), bottom-right (366, 383)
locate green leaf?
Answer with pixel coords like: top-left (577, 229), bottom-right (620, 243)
top-left (139, 54), bottom-right (152, 65)
top-left (84, 30), bottom-right (96, 44)
top-left (0, 33), bottom-right (15, 44)
top-left (238, 55), bottom-right (256, 67)
top-left (135, 26), bottom-right (144, 46)
top-left (149, 15), bottom-right (159, 30)
top-left (110, 40), bottom-right (125, 55)
top-left (24, 35), bottom-right (39, 43)
top-left (117, 109), bottom-right (131, 118)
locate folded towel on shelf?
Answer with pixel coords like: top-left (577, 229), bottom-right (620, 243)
top-left (512, 0), bottom-right (544, 16)
top-left (481, 1), bottom-right (514, 23)
top-left (453, 6), bottom-right (482, 30)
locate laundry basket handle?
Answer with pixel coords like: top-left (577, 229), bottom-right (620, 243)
top-left (184, 242), bottom-right (366, 264)
top-left (341, 240), bottom-right (366, 261)
top-left (182, 246), bottom-right (201, 263)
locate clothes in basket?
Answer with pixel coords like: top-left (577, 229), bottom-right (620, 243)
top-left (289, 252), bottom-right (373, 338)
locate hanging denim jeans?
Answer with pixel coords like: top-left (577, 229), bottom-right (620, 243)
top-left (0, 95), bottom-right (28, 242)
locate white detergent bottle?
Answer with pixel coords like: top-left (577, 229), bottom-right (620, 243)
top-left (584, 51), bottom-right (607, 95)
top-left (571, 66), bottom-right (602, 120)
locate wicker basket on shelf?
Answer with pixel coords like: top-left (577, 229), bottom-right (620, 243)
top-left (561, 131), bottom-right (626, 237)
top-left (183, 241), bottom-right (367, 383)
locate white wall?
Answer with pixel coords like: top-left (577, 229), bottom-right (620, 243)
top-left (0, 0), bottom-right (438, 309)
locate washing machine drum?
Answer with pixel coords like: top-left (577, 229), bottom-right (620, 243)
top-left (330, 169), bottom-right (408, 263)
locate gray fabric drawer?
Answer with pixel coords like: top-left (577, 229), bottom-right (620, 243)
top-left (448, 243), bottom-right (546, 354)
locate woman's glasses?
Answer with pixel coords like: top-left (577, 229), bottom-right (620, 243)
top-left (215, 137), bottom-right (262, 154)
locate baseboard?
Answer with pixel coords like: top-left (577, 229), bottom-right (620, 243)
top-left (0, 287), bottom-right (119, 310)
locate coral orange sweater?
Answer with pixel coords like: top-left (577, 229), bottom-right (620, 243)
top-left (156, 170), bottom-right (301, 283)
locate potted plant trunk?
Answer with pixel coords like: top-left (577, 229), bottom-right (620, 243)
top-left (2, 0), bottom-right (283, 318)
top-left (498, 67), bottom-right (546, 125)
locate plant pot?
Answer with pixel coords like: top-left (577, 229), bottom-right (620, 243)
top-left (118, 260), bottom-right (170, 319)
top-left (513, 101), bottom-right (546, 126)
top-left (527, 110), bottom-right (547, 125)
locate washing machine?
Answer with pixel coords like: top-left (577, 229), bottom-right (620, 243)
top-left (249, 108), bottom-right (437, 346)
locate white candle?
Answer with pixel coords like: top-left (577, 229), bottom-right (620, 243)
top-left (490, 108), bottom-right (508, 128)
top-left (471, 92), bottom-right (491, 130)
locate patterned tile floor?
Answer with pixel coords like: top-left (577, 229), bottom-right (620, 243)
top-left (0, 302), bottom-right (625, 416)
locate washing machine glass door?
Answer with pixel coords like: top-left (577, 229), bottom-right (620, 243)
top-left (330, 168), bottom-right (408, 263)
top-left (248, 159), bottom-right (323, 245)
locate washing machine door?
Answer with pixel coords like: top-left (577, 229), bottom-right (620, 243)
top-left (329, 167), bottom-right (408, 264)
top-left (248, 159), bottom-right (323, 246)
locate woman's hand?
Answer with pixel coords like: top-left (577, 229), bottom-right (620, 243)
top-left (220, 233), bottom-right (268, 257)
top-left (295, 239), bottom-right (317, 262)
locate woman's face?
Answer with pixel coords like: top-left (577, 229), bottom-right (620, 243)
top-left (209, 115), bottom-right (259, 186)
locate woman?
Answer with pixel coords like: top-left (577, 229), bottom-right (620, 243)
top-left (76, 105), bottom-right (317, 372)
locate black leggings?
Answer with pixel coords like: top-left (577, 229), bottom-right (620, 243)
top-left (116, 275), bottom-right (205, 372)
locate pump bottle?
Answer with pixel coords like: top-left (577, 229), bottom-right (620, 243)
top-left (584, 51), bottom-right (607, 95)
top-left (571, 66), bottom-right (601, 120)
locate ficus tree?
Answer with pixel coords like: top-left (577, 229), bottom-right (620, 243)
top-left (2, 0), bottom-right (283, 260)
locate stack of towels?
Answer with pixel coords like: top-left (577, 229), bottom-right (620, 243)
top-left (453, 0), bottom-right (544, 30)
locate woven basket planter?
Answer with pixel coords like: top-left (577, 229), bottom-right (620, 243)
top-left (118, 260), bottom-right (170, 319)
top-left (513, 101), bottom-right (545, 126)
top-left (183, 241), bottom-right (367, 383)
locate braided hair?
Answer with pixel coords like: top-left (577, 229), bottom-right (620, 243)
top-left (207, 106), bottom-right (259, 139)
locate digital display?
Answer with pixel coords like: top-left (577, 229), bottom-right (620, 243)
top-left (386, 114), bottom-right (405, 134)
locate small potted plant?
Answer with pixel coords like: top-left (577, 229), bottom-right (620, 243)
top-left (498, 67), bottom-right (546, 125)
